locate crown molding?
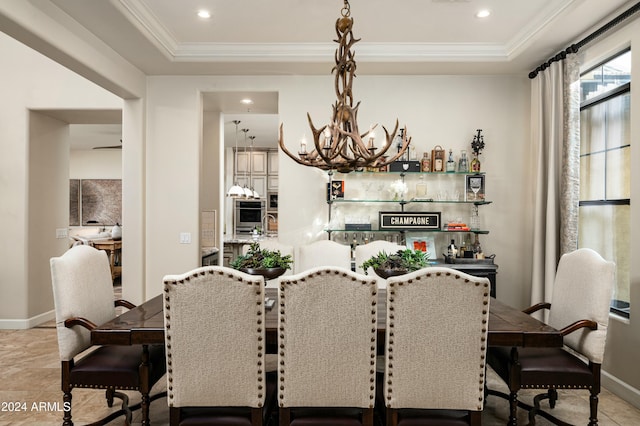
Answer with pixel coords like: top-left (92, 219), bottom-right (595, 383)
top-left (115, 0), bottom-right (569, 64)
top-left (171, 42), bottom-right (509, 63)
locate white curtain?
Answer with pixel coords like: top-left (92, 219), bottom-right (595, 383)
top-left (530, 55), bottom-right (580, 307)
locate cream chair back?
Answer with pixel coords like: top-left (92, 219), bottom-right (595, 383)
top-left (384, 267), bottom-right (490, 411)
top-left (548, 248), bottom-right (615, 364)
top-left (295, 240), bottom-right (351, 273)
top-left (50, 245), bottom-right (117, 361)
top-left (163, 266), bottom-right (266, 408)
top-left (278, 267), bottom-right (378, 408)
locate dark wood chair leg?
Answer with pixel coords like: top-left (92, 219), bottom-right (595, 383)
top-left (61, 360), bottom-right (73, 426)
top-left (386, 408), bottom-right (398, 426)
top-left (548, 388), bottom-right (558, 408)
top-left (279, 407), bottom-right (291, 426)
top-left (469, 410), bottom-right (482, 426)
top-left (106, 388), bottom-right (115, 407)
top-left (508, 391), bottom-right (519, 426)
top-left (251, 407), bottom-right (262, 426)
top-left (63, 390), bottom-right (73, 426)
top-left (362, 407), bottom-right (374, 426)
top-left (169, 406), bottom-right (181, 426)
top-left (589, 390), bottom-right (599, 426)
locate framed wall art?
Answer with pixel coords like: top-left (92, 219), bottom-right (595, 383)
top-left (465, 174), bottom-right (485, 202)
top-left (77, 179), bottom-right (122, 226)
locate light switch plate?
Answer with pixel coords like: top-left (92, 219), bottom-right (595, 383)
top-left (179, 232), bottom-right (191, 244)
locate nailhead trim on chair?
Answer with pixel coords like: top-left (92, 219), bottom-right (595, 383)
top-left (163, 267), bottom-right (265, 407)
top-left (386, 270), bottom-right (490, 411)
top-left (72, 384), bottom-right (137, 390)
top-left (521, 384), bottom-right (593, 389)
top-left (278, 268), bottom-right (378, 408)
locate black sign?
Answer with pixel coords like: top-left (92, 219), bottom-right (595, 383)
top-left (379, 211), bottom-right (441, 230)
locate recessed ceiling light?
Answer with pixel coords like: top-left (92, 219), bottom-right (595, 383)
top-left (241, 99), bottom-right (254, 105)
top-left (197, 10), bottom-right (211, 19)
top-left (476, 9), bottom-right (491, 18)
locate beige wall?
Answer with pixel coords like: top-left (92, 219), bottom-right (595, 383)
top-left (0, 32), bottom-right (122, 327)
top-left (69, 150), bottom-right (122, 179)
top-left (27, 112), bottom-right (69, 320)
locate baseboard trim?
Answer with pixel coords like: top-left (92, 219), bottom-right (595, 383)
top-left (603, 369), bottom-right (640, 409)
top-left (0, 309), bottom-right (55, 329)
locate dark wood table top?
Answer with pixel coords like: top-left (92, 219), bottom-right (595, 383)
top-left (92, 288), bottom-right (563, 349)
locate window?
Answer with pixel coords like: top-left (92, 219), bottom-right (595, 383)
top-left (579, 49), bottom-right (631, 317)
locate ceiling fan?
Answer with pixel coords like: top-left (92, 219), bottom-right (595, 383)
top-left (93, 139), bottom-right (122, 150)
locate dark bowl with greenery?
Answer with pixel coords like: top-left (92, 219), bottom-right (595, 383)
top-left (230, 242), bottom-right (293, 279)
top-left (360, 249), bottom-right (428, 279)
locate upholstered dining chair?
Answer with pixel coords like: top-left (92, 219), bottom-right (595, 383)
top-left (50, 245), bottom-right (166, 426)
top-left (354, 240), bottom-right (406, 288)
top-left (277, 267), bottom-right (378, 425)
top-left (162, 266), bottom-right (277, 426)
top-left (487, 248), bottom-right (615, 426)
top-left (382, 267), bottom-right (490, 426)
top-left (295, 240), bottom-right (351, 273)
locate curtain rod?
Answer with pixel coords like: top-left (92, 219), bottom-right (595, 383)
top-left (529, 1), bottom-right (640, 79)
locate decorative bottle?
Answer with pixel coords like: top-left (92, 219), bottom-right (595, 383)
top-left (446, 149), bottom-right (456, 172)
top-left (395, 128), bottom-right (407, 160)
top-left (447, 239), bottom-right (458, 258)
top-left (421, 152), bottom-right (431, 172)
top-left (415, 174), bottom-right (427, 199)
top-left (470, 153), bottom-right (481, 172)
top-left (473, 234), bottom-right (484, 259)
top-left (458, 150), bottom-right (468, 172)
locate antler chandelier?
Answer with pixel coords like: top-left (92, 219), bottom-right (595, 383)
top-left (278, 0), bottom-right (411, 173)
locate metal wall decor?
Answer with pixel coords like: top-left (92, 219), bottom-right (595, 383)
top-left (278, 0), bottom-right (411, 173)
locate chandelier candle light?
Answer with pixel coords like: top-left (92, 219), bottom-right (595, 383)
top-left (278, 0), bottom-right (411, 173)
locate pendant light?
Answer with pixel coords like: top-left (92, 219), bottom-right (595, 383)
top-left (226, 120), bottom-right (244, 197)
top-left (241, 128), bottom-right (253, 198)
top-left (249, 135), bottom-right (260, 198)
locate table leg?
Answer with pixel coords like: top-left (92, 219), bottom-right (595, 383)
top-left (108, 248), bottom-right (116, 281)
top-left (140, 345), bottom-right (151, 426)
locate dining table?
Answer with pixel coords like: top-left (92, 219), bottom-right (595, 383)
top-left (92, 287), bottom-right (563, 349)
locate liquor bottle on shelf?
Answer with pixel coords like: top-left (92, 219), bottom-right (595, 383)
top-left (395, 128), bottom-right (408, 160)
top-left (470, 153), bottom-right (481, 172)
top-left (415, 174), bottom-right (427, 199)
top-left (446, 149), bottom-right (456, 172)
top-left (458, 150), bottom-right (468, 172)
top-left (447, 239), bottom-right (458, 258)
top-left (472, 234), bottom-right (483, 257)
top-left (421, 152), bottom-right (430, 172)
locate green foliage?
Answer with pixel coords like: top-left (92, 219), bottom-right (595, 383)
top-left (360, 249), bottom-right (428, 274)
top-left (230, 242), bottom-right (293, 270)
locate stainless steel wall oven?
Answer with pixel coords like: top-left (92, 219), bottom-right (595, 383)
top-left (235, 199), bottom-right (265, 234)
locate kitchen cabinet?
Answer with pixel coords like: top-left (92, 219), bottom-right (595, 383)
top-left (235, 150), bottom-right (267, 175)
top-left (268, 150), bottom-right (278, 174)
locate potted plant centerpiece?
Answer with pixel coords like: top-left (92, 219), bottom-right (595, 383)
top-left (360, 249), bottom-right (428, 279)
top-left (230, 242), bottom-right (293, 279)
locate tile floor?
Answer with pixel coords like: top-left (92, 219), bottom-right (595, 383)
top-left (2, 288), bottom-right (640, 425)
